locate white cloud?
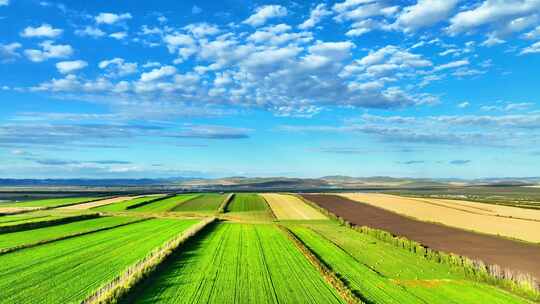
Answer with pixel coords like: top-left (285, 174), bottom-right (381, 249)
top-left (243, 5), bottom-right (288, 27)
top-left (98, 58), bottom-right (138, 77)
top-left (523, 25), bottom-right (540, 39)
top-left (192, 5), bottom-right (202, 15)
top-left (0, 0), bottom-right (9, 6)
top-left (24, 41), bottom-right (73, 62)
top-left (458, 101), bottom-right (470, 108)
top-left (481, 33), bottom-right (506, 46)
top-left (299, 3), bottom-right (332, 29)
top-left (0, 42), bottom-right (21, 62)
top-left (434, 59), bottom-right (469, 71)
top-left (184, 23), bottom-right (220, 37)
top-left (95, 12), bottom-right (132, 25)
top-left (109, 31), bottom-right (127, 40)
top-left (448, 0), bottom-right (540, 35)
top-left (139, 65), bottom-right (176, 82)
top-left (75, 26), bottom-right (106, 38)
top-left (56, 60), bottom-right (88, 74)
top-left (395, 0), bottom-right (459, 32)
top-left (21, 24), bottom-right (63, 38)
top-left (521, 41), bottom-right (540, 54)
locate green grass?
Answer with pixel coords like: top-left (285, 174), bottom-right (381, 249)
top-left (92, 195), bottom-right (166, 212)
top-left (0, 216), bottom-right (140, 252)
top-left (289, 223), bottom-right (529, 304)
top-left (1, 197), bottom-right (100, 208)
top-left (125, 223), bottom-right (345, 304)
top-left (171, 193), bottom-right (225, 212)
top-left (130, 194), bottom-right (200, 212)
top-left (0, 218), bottom-right (198, 304)
top-left (226, 193), bottom-right (268, 212)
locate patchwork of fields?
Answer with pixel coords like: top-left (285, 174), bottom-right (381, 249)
top-left (0, 192), bottom-right (537, 303)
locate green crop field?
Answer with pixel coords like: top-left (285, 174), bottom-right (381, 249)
top-left (131, 194), bottom-right (200, 212)
top-left (171, 193), bottom-right (225, 212)
top-left (226, 193), bottom-right (268, 212)
top-left (288, 223), bottom-right (529, 304)
top-left (0, 212), bottom-right (52, 225)
top-left (0, 213), bottom-right (70, 229)
top-left (0, 216), bottom-right (140, 252)
top-left (1, 197), bottom-right (100, 208)
top-left (92, 195), bottom-right (166, 212)
top-left (124, 223), bottom-right (345, 304)
top-left (0, 218), bottom-right (198, 304)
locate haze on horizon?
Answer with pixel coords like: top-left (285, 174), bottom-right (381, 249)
top-left (0, 0), bottom-right (539, 179)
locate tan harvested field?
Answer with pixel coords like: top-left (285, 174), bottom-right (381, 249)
top-left (261, 193), bottom-right (327, 220)
top-left (58, 196), bottom-right (146, 210)
top-left (341, 193), bottom-right (540, 243)
top-left (0, 207), bottom-right (40, 213)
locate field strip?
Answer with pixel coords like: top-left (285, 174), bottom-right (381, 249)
top-left (131, 194), bottom-right (201, 212)
top-left (122, 223), bottom-right (346, 303)
top-left (261, 193), bottom-right (327, 220)
top-left (340, 193), bottom-right (540, 243)
top-left (302, 194), bottom-right (540, 284)
top-left (0, 213), bottom-right (100, 233)
top-left (0, 216), bottom-right (148, 255)
top-left (58, 196), bottom-right (146, 210)
top-left (279, 226), bottom-right (362, 304)
top-left (0, 218), bottom-right (199, 304)
top-left (83, 217), bottom-right (215, 304)
top-left (172, 194), bottom-right (225, 212)
top-left (0, 197), bottom-right (103, 209)
top-left (217, 193), bottom-right (235, 213)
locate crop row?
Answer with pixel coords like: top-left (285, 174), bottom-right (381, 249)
top-left (123, 223), bottom-right (345, 303)
top-left (226, 193), bottom-right (268, 212)
top-left (0, 213), bottom-right (99, 233)
top-left (172, 194), bottom-right (225, 212)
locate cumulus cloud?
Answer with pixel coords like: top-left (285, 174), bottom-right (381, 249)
top-left (74, 26), bottom-right (106, 38)
top-left (21, 24), bottom-right (63, 38)
top-left (95, 12), bottom-right (132, 25)
top-left (109, 32), bottom-right (127, 40)
top-left (521, 41), bottom-right (540, 54)
top-left (139, 65), bottom-right (176, 82)
top-left (299, 3), bottom-right (332, 29)
top-left (243, 5), bottom-right (288, 27)
top-left (433, 59), bottom-right (469, 71)
top-left (0, 42), bottom-right (21, 62)
top-left (56, 60), bottom-right (88, 74)
top-left (0, 0), bottom-right (9, 6)
top-left (24, 41), bottom-right (73, 62)
top-left (98, 58), bottom-right (138, 77)
top-left (447, 0), bottom-right (540, 35)
top-left (395, 0), bottom-right (459, 32)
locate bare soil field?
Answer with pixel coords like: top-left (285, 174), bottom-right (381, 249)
top-left (261, 193), bottom-right (327, 220)
top-left (340, 193), bottom-right (540, 243)
top-left (59, 196), bottom-right (145, 210)
top-left (302, 194), bottom-right (540, 281)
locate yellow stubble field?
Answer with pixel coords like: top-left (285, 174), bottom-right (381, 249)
top-left (260, 193), bottom-right (327, 220)
top-left (340, 193), bottom-right (540, 243)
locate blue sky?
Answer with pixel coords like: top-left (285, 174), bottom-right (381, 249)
top-left (0, 0), bottom-right (539, 179)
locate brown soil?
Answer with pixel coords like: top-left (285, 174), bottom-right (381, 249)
top-left (302, 194), bottom-right (540, 281)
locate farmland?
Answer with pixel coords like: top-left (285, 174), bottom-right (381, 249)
top-left (0, 190), bottom-right (537, 303)
top-left (226, 193), bottom-right (268, 212)
top-left (171, 193), bottom-right (225, 212)
top-left (130, 194), bottom-right (200, 212)
top-left (0, 218), bottom-right (198, 303)
top-left (261, 193), bottom-right (327, 220)
top-left (288, 223), bottom-right (528, 304)
top-left (0, 196), bottom-right (101, 208)
top-left (340, 193), bottom-right (540, 242)
top-left (124, 223), bottom-right (345, 304)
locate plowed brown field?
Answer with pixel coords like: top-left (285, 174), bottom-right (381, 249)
top-left (302, 194), bottom-right (540, 281)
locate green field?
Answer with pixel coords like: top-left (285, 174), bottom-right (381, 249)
top-left (0, 212), bottom-right (52, 225)
top-left (92, 195), bottom-right (166, 212)
top-left (171, 193), bottom-right (225, 212)
top-left (0, 218), bottom-right (198, 304)
top-left (0, 213), bottom-right (71, 229)
top-left (125, 223), bottom-right (345, 304)
top-left (130, 194), bottom-right (200, 212)
top-left (289, 223), bottom-right (528, 304)
top-left (0, 197), bottom-right (100, 208)
top-left (226, 194), bottom-right (268, 212)
top-left (0, 216), bottom-right (140, 252)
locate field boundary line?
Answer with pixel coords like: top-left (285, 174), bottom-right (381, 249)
top-left (0, 213), bottom-right (100, 234)
top-left (82, 216), bottom-right (216, 304)
top-left (125, 194), bottom-right (176, 210)
top-left (168, 194), bottom-right (203, 211)
top-left (0, 217), bottom-right (150, 255)
top-left (217, 193), bottom-right (235, 213)
top-left (259, 194), bottom-right (277, 220)
top-left (278, 225), bottom-right (364, 304)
